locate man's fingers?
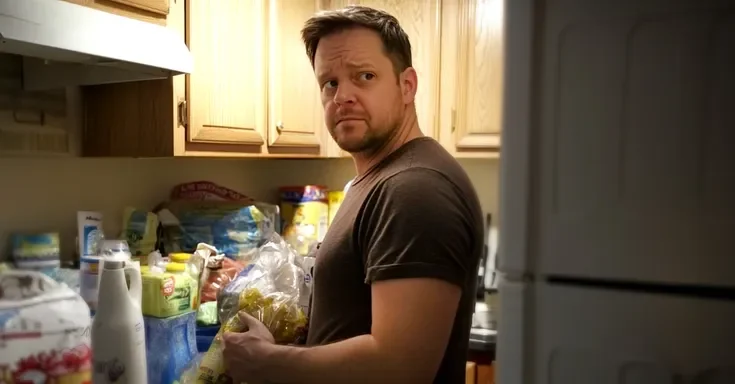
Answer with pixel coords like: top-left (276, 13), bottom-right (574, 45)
top-left (237, 310), bottom-right (257, 329)
top-left (222, 331), bottom-right (238, 345)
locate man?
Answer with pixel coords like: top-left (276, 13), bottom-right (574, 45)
top-left (222, 5), bottom-right (485, 383)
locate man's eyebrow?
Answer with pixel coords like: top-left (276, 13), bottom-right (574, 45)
top-left (316, 62), bottom-right (376, 80)
top-left (345, 61), bottom-right (375, 70)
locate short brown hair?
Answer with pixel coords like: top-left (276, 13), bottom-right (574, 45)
top-left (301, 5), bottom-right (412, 75)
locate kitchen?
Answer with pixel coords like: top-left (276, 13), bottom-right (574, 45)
top-left (3, 0), bottom-right (733, 383)
top-left (0, 0), bottom-right (503, 383)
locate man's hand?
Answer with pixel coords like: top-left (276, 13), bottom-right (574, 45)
top-left (222, 311), bottom-right (277, 383)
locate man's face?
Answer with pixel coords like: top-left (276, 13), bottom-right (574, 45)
top-left (313, 27), bottom-right (410, 154)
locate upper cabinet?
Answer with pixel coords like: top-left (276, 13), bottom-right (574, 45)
top-left (83, 0), bottom-right (328, 157)
top-left (186, 0), bottom-right (267, 150)
top-left (62, 0), bottom-right (170, 25)
top-left (439, 0), bottom-right (503, 157)
top-left (267, 0), bottom-right (325, 155)
top-left (80, 0), bottom-right (504, 158)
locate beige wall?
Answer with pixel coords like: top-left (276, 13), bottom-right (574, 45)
top-left (0, 157), bottom-right (499, 260)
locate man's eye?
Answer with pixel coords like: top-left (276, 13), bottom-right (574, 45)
top-left (359, 73), bottom-right (375, 81)
top-left (323, 80), bottom-right (338, 89)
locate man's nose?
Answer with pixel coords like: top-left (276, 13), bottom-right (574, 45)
top-left (334, 83), bottom-right (356, 106)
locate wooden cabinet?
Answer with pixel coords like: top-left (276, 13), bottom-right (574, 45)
top-left (466, 361), bottom-right (477, 384)
top-left (186, 0), bottom-right (267, 150)
top-left (267, 0), bottom-right (325, 156)
top-left (83, 0), bottom-right (328, 158)
top-left (439, 0), bottom-right (503, 158)
top-left (62, 0), bottom-right (169, 25)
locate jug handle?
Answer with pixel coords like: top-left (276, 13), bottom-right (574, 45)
top-left (124, 261), bottom-right (142, 307)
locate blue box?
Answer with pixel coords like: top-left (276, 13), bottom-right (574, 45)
top-left (144, 311), bottom-right (198, 384)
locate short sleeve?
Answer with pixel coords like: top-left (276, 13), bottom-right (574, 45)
top-left (357, 168), bottom-right (475, 287)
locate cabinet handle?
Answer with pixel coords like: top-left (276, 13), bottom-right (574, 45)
top-left (276, 122), bottom-right (284, 133)
top-left (451, 108), bottom-right (456, 133)
top-left (178, 100), bottom-right (188, 127)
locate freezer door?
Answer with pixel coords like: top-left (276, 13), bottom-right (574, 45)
top-left (499, 0), bottom-right (735, 286)
top-left (537, 282), bottom-right (733, 384)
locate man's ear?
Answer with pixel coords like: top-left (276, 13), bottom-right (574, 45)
top-left (399, 67), bottom-right (418, 104)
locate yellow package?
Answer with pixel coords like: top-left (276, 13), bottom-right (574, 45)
top-left (141, 267), bottom-right (197, 318)
top-left (194, 289), bottom-right (307, 383)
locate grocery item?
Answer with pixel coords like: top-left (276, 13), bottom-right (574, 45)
top-left (121, 207), bottom-right (159, 257)
top-left (79, 255), bottom-right (101, 313)
top-left (77, 211), bottom-right (103, 257)
top-left (157, 200), bottom-right (275, 262)
top-left (144, 311), bottom-right (198, 384)
top-left (280, 185), bottom-right (329, 256)
top-left (141, 264), bottom-right (197, 318)
top-left (0, 270), bottom-right (92, 383)
top-left (196, 301), bottom-right (219, 326)
top-left (170, 181), bottom-right (254, 202)
top-left (91, 255), bottom-right (147, 383)
top-left (200, 256), bottom-right (245, 304)
top-left (10, 232), bottom-right (61, 270)
top-left (327, 190), bottom-right (345, 226)
top-left (193, 233), bottom-right (308, 383)
top-left (170, 252), bottom-right (201, 309)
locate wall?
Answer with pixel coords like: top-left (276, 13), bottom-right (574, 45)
top-left (0, 157), bottom-right (499, 259)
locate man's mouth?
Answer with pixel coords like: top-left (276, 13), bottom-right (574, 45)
top-left (337, 118), bottom-right (362, 124)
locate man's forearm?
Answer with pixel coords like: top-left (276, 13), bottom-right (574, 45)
top-left (265, 335), bottom-right (397, 384)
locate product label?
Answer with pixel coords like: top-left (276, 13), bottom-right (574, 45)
top-left (161, 276), bottom-right (175, 297)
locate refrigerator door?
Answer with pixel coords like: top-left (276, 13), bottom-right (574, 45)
top-left (500, 0), bottom-right (735, 286)
top-left (497, 279), bottom-right (735, 384)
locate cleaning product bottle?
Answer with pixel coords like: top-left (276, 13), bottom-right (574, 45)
top-left (91, 242), bottom-right (147, 383)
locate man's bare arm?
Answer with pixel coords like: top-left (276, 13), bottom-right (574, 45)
top-left (266, 277), bottom-right (461, 384)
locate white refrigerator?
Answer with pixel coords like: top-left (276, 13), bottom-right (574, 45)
top-left (496, 0), bottom-right (735, 383)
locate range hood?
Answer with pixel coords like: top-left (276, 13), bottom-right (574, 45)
top-left (0, 0), bottom-right (193, 91)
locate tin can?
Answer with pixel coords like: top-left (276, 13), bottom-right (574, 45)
top-left (280, 185), bottom-right (329, 256)
top-left (328, 191), bottom-right (345, 226)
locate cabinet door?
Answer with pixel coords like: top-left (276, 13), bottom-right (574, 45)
top-left (451, 0), bottom-right (504, 151)
top-left (348, 0), bottom-right (442, 140)
top-left (62, 0), bottom-right (167, 24)
top-left (267, 0), bottom-right (325, 154)
top-left (187, 0), bottom-right (268, 148)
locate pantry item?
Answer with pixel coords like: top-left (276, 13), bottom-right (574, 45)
top-left (171, 181), bottom-right (254, 202)
top-left (77, 211), bottom-right (103, 257)
top-left (0, 270), bottom-right (92, 383)
top-left (141, 263), bottom-right (197, 318)
top-left (80, 255), bottom-right (102, 313)
top-left (194, 233), bottom-right (308, 383)
top-left (170, 252), bottom-right (201, 309)
top-left (121, 207), bottom-right (159, 257)
top-left (280, 185), bottom-right (329, 256)
top-left (327, 190), bottom-right (345, 226)
top-left (200, 256), bottom-right (245, 304)
top-left (144, 311), bottom-right (198, 384)
top-left (157, 200), bottom-right (274, 262)
top-left (11, 232), bottom-right (61, 270)
top-left (91, 255), bottom-right (147, 383)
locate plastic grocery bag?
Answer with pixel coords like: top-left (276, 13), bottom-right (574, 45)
top-left (180, 233), bottom-right (308, 384)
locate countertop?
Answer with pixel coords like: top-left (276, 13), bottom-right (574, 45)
top-left (469, 327), bottom-right (496, 352)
